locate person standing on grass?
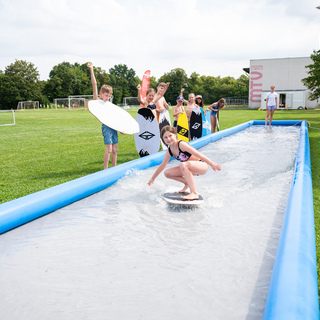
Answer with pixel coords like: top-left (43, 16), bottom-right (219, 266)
top-left (265, 85), bottom-right (278, 127)
top-left (180, 88), bottom-right (197, 122)
top-left (207, 98), bottom-right (226, 133)
top-left (137, 82), bottom-right (170, 118)
top-left (172, 95), bottom-right (185, 128)
top-left (155, 82), bottom-right (170, 123)
top-left (88, 62), bottom-right (118, 170)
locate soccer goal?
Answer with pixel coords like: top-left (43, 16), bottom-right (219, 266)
top-left (123, 97), bottom-right (140, 110)
top-left (17, 101), bottom-right (39, 110)
top-left (0, 110), bottom-right (15, 126)
top-left (54, 95), bottom-right (113, 110)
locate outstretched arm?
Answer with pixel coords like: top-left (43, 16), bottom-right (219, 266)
top-left (88, 62), bottom-right (99, 100)
top-left (154, 82), bottom-right (170, 104)
top-left (179, 141), bottom-right (222, 172)
top-left (137, 84), bottom-right (149, 108)
top-left (137, 84), bottom-right (143, 103)
top-left (147, 151), bottom-right (171, 185)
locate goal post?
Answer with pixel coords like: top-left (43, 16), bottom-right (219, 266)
top-left (123, 97), bottom-right (140, 110)
top-left (17, 101), bottom-right (39, 110)
top-left (54, 98), bottom-right (70, 109)
top-left (0, 110), bottom-right (15, 126)
top-left (54, 95), bottom-right (113, 110)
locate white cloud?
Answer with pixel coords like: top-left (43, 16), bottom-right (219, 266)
top-left (0, 0), bottom-right (319, 80)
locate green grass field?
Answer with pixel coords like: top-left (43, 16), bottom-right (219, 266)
top-left (1, 107), bottom-right (320, 291)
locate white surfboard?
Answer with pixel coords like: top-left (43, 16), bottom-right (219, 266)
top-left (88, 100), bottom-right (139, 134)
top-left (159, 109), bottom-right (171, 150)
top-left (134, 108), bottom-right (160, 157)
top-left (163, 192), bottom-right (204, 205)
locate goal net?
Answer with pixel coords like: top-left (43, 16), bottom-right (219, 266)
top-left (17, 101), bottom-right (39, 110)
top-left (54, 95), bottom-right (114, 110)
top-left (123, 97), bottom-right (139, 110)
top-left (0, 110), bottom-right (15, 126)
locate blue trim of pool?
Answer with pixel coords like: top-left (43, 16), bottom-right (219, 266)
top-left (0, 120), bottom-right (318, 319)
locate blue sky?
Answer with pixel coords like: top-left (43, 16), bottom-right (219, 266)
top-left (0, 0), bottom-right (319, 80)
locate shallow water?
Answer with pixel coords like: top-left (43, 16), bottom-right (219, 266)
top-left (0, 126), bottom-right (300, 320)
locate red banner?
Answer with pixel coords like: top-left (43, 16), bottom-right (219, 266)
top-left (140, 70), bottom-right (150, 107)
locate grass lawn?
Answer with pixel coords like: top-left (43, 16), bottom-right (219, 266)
top-left (1, 107), bottom-right (320, 292)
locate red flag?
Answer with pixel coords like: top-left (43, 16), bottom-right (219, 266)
top-left (140, 70), bottom-right (150, 108)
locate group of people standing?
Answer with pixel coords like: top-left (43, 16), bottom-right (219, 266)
top-left (173, 88), bottom-right (226, 134)
top-left (87, 62), bottom-right (223, 200)
top-left (136, 83), bottom-right (224, 201)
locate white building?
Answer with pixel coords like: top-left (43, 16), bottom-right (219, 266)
top-left (249, 57), bottom-right (318, 109)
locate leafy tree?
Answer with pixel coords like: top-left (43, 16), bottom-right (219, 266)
top-left (158, 68), bottom-right (189, 104)
top-left (235, 74), bottom-right (249, 97)
top-left (187, 72), bottom-right (203, 98)
top-left (149, 76), bottom-right (158, 90)
top-left (202, 76), bottom-right (219, 102)
top-left (109, 64), bottom-right (139, 104)
top-left (44, 62), bottom-right (92, 100)
top-left (0, 60), bottom-right (42, 109)
top-left (302, 50), bottom-right (320, 101)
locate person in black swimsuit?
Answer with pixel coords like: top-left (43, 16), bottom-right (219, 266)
top-left (137, 83), bottom-right (170, 117)
top-left (147, 125), bottom-right (221, 200)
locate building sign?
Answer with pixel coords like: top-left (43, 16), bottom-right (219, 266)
top-left (250, 65), bottom-right (263, 105)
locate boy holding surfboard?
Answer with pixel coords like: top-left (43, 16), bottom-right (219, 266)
top-left (155, 82), bottom-right (170, 122)
top-left (88, 62), bottom-right (118, 170)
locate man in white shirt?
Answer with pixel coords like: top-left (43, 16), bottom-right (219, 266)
top-left (265, 85), bottom-right (278, 127)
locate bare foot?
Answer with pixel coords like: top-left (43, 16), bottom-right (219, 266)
top-left (181, 192), bottom-right (199, 201)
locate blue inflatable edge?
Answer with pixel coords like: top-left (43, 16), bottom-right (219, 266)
top-left (262, 120), bottom-right (319, 320)
top-left (0, 120), bottom-right (318, 319)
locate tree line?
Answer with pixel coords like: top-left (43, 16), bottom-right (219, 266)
top-left (0, 59), bottom-right (250, 110)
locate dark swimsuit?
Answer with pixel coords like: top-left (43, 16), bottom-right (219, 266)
top-left (168, 141), bottom-right (192, 162)
top-left (147, 103), bottom-right (156, 110)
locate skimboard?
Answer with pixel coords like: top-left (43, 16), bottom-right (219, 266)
top-left (159, 109), bottom-right (171, 149)
top-left (201, 108), bottom-right (210, 136)
top-left (177, 112), bottom-right (189, 142)
top-left (205, 110), bottom-right (211, 134)
top-left (88, 100), bottom-right (139, 134)
top-left (163, 192), bottom-right (204, 205)
top-left (190, 106), bottom-right (203, 140)
top-left (134, 108), bottom-right (160, 157)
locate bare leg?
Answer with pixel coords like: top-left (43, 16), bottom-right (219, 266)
top-left (211, 115), bottom-right (216, 133)
top-left (164, 167), bottom-right (189, 192)
top-left (179, 161), bottom-right (208, 200)
top-left (265, 109), bottom-right (270, 127)
top-left (111, 143), bottom-right (118, 167)
top-left (104, 144), bottom-right (112, 169)
top-left (164, 162), bottom-right (208, 200)
top-left (269, 109), bottom-right (275, 127)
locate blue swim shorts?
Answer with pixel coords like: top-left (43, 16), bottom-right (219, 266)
top-left (267, 105), bottom-right (276, 110)
top-left (102, 124), bottom-right (118, 144)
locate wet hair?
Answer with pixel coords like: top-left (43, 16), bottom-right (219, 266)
top-left (100, 84), bottom-right (113, 94)
top-left (160, 125), bottom-right (176, 139)
top-left (217, 98), bottom-right (226, 110)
